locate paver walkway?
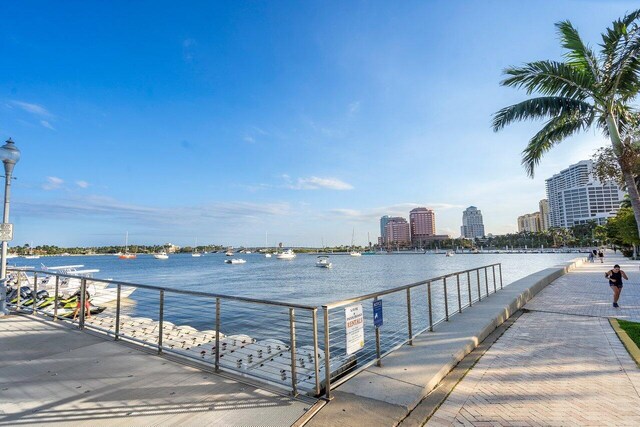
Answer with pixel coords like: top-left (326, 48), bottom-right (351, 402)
top-left (0, 315), bottom-right (313, 426)
top-left (427, 254), bottom-right (640, 426)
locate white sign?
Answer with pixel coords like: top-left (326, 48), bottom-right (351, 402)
top-left (345, 304), bottom-right (365, 355)
top-left (0, 223), bottom-right (13, 242)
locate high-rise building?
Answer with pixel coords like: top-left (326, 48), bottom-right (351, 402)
top-left (517, 212), bottom-right (541, 232)
top-left (380, 215), bottom-right (391, 242)
top-left (545, 160), bottom-right (625, 228)
top-left (461, 206), bottom-right (485, 238)
top-left (410, 207), bottom-right (435, 245)
top-left (384, 217), bottom-right (411, 246)
top-left (539, 199), bottom-right (550, 231)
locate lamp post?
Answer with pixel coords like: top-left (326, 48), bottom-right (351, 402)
top-left (0, 138), bottom-right (20, 316)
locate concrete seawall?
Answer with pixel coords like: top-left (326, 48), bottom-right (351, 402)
top-left (308, 257), bottom-right (586, 426)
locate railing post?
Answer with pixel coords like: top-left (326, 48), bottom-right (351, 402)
top-left (484, 267), bottom-right (489, 295)
top-left (492, 265), bottom-right (497, 293)
top-left (79, 278), bottom-right (86, 329)
top-left (406, 288), bottom-right (413, 345)
top-left (499, 263), bottom-right (503, 289)
top-left (456, 274), bottom-right (462, 313)
top-left (374, 297), bottom-right (382, 367)
top-left (215, 297), bottom-right (221, 372)
top-left (32, 273), bottom-right (38, 315)
top-left (289, 308), bottom-right (298, 396)
top-left (443, 277), bottom-right (449, 321)
top-left (323, 306), bottom-right (333, 400)
top-left (115, 284), bottom-right (121, 341)
top-left (311, 308), bottom-right (321, 395)
top-left (467, 271), bottom-right (472, 307)
top-left (53, 276), bottom-right (59, 320)
top-left (158, 290), bottom-right (164, 353)
top-left (16, 272), bottom-right (21, 310)
top-left (477, 269), bottom-right (482, 301)
top-left (427, 282), bottom-right (433, 332)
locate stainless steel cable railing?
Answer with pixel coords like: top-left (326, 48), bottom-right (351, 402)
top-left (6, 263), bottom-right (501, 398)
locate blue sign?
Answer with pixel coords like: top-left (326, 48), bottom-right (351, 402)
top-left (373, 299), bottom-right (383, 328)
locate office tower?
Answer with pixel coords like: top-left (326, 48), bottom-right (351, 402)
top-left (461, 206), bottom-right (485, 238)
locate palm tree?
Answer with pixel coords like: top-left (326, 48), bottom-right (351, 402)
top-left (493, 10), bottom-right (640, 239)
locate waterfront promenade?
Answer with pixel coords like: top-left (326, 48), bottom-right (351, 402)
top-left (0, 315), bottom-right (313, 426)
top-left (424, 253), bottom-right (640, 426)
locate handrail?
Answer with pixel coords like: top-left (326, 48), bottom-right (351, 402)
top-left (323, 263), bottom-right (502, 310)
top-left (6, 267), bottom-right (317, 311)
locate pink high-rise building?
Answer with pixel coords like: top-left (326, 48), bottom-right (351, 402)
top-left (384, 217), bottom-right (411, 246)
top-left (410, 207), bottom-right (435, 238)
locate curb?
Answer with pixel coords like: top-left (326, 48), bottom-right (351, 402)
top-left (609, 318), bottom-right (640, 368)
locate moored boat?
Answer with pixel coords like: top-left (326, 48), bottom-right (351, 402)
top-left (276, 249), bottom-right (296, 260)
top-left (315, 256), bottom-right (332, 268)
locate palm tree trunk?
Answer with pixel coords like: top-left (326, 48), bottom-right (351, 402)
top-left (620, 164), bottom-right (640, 250)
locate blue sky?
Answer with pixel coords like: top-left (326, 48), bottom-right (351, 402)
top-left (0, 1), bottom-right (636, 247)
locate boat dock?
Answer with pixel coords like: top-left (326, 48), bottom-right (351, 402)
top-left (0, 314), bottom-right (316, 426)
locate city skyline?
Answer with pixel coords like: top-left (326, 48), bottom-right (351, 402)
top-left (1, 1), bottom-right (636, 247)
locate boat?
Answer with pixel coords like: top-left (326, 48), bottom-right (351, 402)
top-left (192, 238), bottom-right (201, 257)
top-left (349, 228), bottom-right (361, 256)
top-left (153, 251), bottom-right (169, 260)
top-left (225, 247), bottom-right (234, 256)
top-left (119, 232), bottom-right (137, 259)
top-left (315, 256), bottom-right (332, 268)
top-left (6, 253), bottom-right (18, 259)
top-left (276, 249), bottom-right (296, 260)
top-left (264, 253), bottom-right (272, 258)
top-left (445, 250), bottom-right (455, 257)
top-left (224, 258), bottom-right (246, 264)
top-left (24, 255), bottom-right (41, 259)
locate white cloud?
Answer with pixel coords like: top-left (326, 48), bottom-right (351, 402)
top-left (328, 202), bottom-right (463, 222)
top-left (42, 176), bottom-right (64, 191)
top-left (40, 120), bottom-right (55, 130)
top-left (76, 180), bottom-right (89, 188)
top-left (288, 176), bottom-right (354, 190)
top-left (11, 100), bottom-right (53, 117)
top-left (243, 135), bottom-right (255, 143)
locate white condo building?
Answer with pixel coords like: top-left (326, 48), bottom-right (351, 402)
top-left (545, 160), bottom-right (625, 228)
top-left (461, 206), bottom-right (485, 238)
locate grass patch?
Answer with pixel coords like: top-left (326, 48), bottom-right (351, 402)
top-left (617, 319), bottom-right (640, 348)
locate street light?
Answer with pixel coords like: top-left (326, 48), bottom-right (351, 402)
top-left (0, 138), bottom-right (20, 316)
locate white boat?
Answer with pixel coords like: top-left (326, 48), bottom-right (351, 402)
top-left (224, 258), bottom-right (246, 264)
top-left (264, 253), bottom-right (272, 258)
top-left (225, 247), bottom-right (234, 256)
top-left (315, 256), bottom-right (332, 268)
top-left (6, 253), bottom-right (18, 259)
top-left (191, 252), bottom-right (202, 257)
top-left (349, 251), bottom-right (362, 257)
top-left (276, 249), bottom-right (296, 260)
top-left (24, 255), bottom-right (41, 259)
top-left (153, 251), bottom-right (169, 260)
top-left (445, 250), bottom-right (455, 257)
top-left (192, 238), bottom-right (201, 257)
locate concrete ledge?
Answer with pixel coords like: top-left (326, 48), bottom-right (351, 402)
top-left (307, 257), bottom-right (585, 426)
top-left (610, 318), bottom-right (640, 368)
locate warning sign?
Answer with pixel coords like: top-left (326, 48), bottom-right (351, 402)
top-left (345, 304), bottom-right (364, 355)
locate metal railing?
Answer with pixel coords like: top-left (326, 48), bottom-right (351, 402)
top-left (5, 267), bottom-right (321, 397)
top-left (320, 263), bottom-right (502, 399)
top-left (5, 263), bottom-right (502, 399)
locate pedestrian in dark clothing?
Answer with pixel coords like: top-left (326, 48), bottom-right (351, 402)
top-left (598, 250), bottom-right (604, 263)
top-left (605, 264), bottom-right (628, 308)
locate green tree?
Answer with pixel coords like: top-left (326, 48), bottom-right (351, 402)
top-left (608, 207), bottom-right (640, 257)
top-left (493, 11), bottom-right (640, 245)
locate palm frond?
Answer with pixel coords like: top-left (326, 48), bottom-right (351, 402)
top-left (501, 61), bottom-right (596, 99)
top-left (600, 9), bottom-right (640, 87)
top-left (522, 113), bottom-right (594, 177)
top-left (556, 20), bottom-right (600, 81)
top-left (492, 97), bottom-right (593, 131)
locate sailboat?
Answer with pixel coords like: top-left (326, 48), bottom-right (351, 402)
top-left (264, 232), bottom-right (272, 258)
top-left (119, 232), bottom-right (136, 259)
top-left (192, 238), bottom-right (202, 257)
top-left (349, 228), bottom-right (362, 257)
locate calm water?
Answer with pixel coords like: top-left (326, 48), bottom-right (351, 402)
top-left (12, 252), bottom-right (582, 345)
top-left (11, 251), bottom-right (581, 305)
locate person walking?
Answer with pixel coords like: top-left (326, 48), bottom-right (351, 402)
top-left (598, 249), bottom-right (604, 263)
top-left (605, 264), bottom-right (629, 308)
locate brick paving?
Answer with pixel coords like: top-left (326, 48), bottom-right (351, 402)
top-left (427, 253), bottom-right (640, 427)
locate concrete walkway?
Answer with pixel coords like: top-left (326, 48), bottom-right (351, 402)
top-left (427, 253), bottom-right (640, 426)
top-left (0, 315), bottom-right (313, 426)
